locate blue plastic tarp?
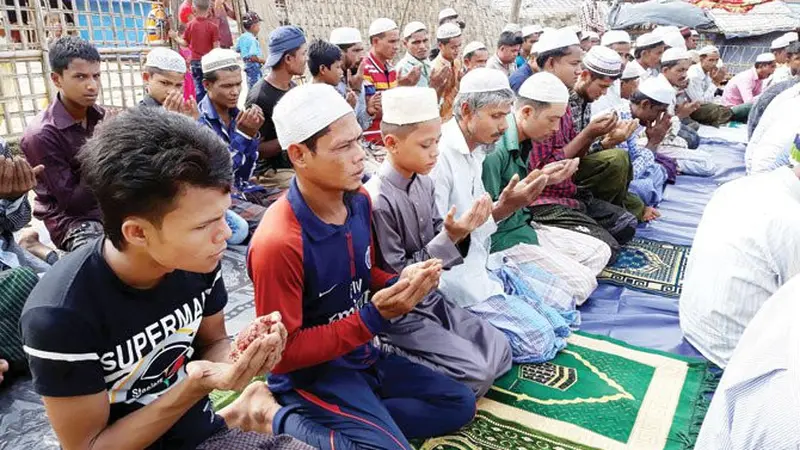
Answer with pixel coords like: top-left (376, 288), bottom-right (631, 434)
top-left (607, 0), bottom-right (714, 30)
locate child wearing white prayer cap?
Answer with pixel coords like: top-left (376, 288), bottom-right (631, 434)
top-left (365, 86), bottom-right (512, 397)
top-left (249, 82), bottom-right (476, 447)
top-left (142, 47), bottom-right (195, 114)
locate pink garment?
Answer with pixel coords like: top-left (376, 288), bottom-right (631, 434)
top-left (722, 67), bottom-right (763, 106)
top-left (179, 47), bottom-right (196, 100)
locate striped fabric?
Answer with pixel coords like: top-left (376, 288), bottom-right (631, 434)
top-left (362, 52), bottom-right (398, 144)
top-left (0, 267), bottom-right (38, 366)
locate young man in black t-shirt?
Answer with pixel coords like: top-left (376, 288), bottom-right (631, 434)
top-left (21, 107), bottom-right (311, 450)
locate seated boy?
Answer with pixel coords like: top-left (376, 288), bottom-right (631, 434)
top-left (366, 86), bottom-right (512, 397)
top-left (140, 47), bottom-right (197, 119)
top-left (248, 83), bottom-right (476, 449)
top-left (21, 106), bottom-right (309, 450)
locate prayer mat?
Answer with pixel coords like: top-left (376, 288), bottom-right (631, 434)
top-left (597, 238), bottom-right (690, 297)
top-left (417, 332), bottom-right (718, 450)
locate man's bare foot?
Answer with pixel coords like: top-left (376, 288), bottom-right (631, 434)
top-left (17, 228), bottom-right (57, 262)
top-left (218, 381), bottom-right (281, 435)
top-left (0, 359), bottom-right (8, 385)
top-left (642, 206), bottom-right (661, 222)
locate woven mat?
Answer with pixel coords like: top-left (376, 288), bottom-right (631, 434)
top-left (598, 238), bottom-right (690, 298)
top-left (417, 332), bottom-right (717, 450)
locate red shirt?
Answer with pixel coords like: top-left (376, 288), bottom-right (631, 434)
top-left (362, 53), bottom-right (398, 145)
top-left (183, 16), bottom-right (219, 61)
top-left (178, 0), bottom-right (192, 24)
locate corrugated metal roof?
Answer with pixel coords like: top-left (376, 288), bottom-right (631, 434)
top-left (709, 1), bottom-right (800, 38)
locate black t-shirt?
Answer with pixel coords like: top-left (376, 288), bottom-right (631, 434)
top-left (21, 239), bottom-right (227, 450)
top-left (245, 78), bottom-right (295, 171)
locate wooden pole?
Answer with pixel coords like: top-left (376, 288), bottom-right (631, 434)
top-left (509, 0), bottom-right (522, 24)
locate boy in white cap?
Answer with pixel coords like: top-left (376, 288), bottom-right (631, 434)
top-left (486, 31), bottom-right (522, 76)
top-left (483, 72), bottom-right (612, 303)
top-left (248, 83), bottom-right (475, 448)
top-left (430, 68), bottom-right (580, 363)
top-left (366, 86), bottom-right (512, 397)
top-left (722, 53), bottom-right (776, 120)
top-left (590, 30), bottom-right (632, 116)
top-left (330, 27), bottom-right (373, 131)
top-left (517, 25), bottom-right (543, 68)
top-left (432, 22), bottom-right (463, 120)
top-left (628, 32), bottom-right (665, 82)
top-left (463, 41), bottom-right (489, 72)
top-left (198, 48), bottom-right (275, 238)
top-left (141, 47), bottom-right (198, 118)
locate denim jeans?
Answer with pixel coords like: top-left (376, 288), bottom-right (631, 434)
top-left (225, 210), bottom-right (249, 245)
top-left (190, 60), bottom-right (206, 102)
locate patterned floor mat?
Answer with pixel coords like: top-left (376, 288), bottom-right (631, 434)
top-left (597, 238), bottom-right (691, 298)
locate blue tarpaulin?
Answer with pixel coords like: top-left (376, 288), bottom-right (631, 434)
top-left (606, 0), bottom-right (714, 31)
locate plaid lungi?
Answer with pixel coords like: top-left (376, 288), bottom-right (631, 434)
top-left (196, 429), bottom-right (313, 450)
top-left (230, 198), bottom-right (268, 235)
top-left (0, 267), bottom-right (38, 373)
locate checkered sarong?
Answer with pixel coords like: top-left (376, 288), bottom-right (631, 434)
top-left (197, 429), bottom-right (313, 450)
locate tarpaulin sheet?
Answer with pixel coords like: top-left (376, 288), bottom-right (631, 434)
top-left (606, 0), bottom-right (714, 30)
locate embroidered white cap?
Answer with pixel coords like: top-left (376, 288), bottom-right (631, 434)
top-left (583, 45), bottom-right (623, 77)
top-left (662, 31), bottom-right (687, 50)
top-left (438, 8), bottom-right (458, 21)
top-left (661, 47), bottom-right (691, 63)
top-left (463, 41), bottom-right (487, 56)
top-left (697, 45), bottom-right (719, 56)
top-left (274, 84), bottom-right (353, 149)
top-left (601, 30), bottom-right (631, 47)
top-left (638, 76), bottom-right (676, 105)
top-left (784, 31), bottom-right (799, 43)
top-left (621, 62), bottom-right (645, 80)
top-left (518, 72), bottom-right (569, 103)
top-left (522, 25), bottom-right (544, 37)
top-left (369, 18), bottom-right (398, 37)
top-left (330, 27), bottom-right (362, 45)
top-left (756, 52), bottom-right (776, 63)
top-left (382, 87), bottom-right (440, 125)
top-left (635, 32), bottom-right (663, 48)
top-left (691, 29), bottom-right (700, 37)
top-left (201, 48), bottom-right (241, 74)
top-left (403, 21), bottom-right (426, 39)
top-left (459, 67), bottom-right (512, 94)
top-left (652, 25), bottom-right (680, 37)
top-left (437, 22), bottom-right (462, 40)
top-left (771, 36), bottom-right (791, 50)
top-left (503, 23), bottom-right (521, 34)
top-left (535, 27), bottom-right (580, 53)
top-left (145, 47), bottom-right (187, 74)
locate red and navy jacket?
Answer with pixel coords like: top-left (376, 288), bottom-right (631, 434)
top-left (247, 178), bottom-right (398, 392)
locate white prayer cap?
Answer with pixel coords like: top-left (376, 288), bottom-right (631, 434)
top-left (698, 45), bottom-right (719, 56)
top-left (691, 29), bottom-right (699, 37)
top-left (771, 36), bottom-right (790, 50)
top-left (583, 45), bottom-right (623, 77)
top-left (382, 87), bottom-right (439, 125)
top-left (661, 47), bottom-right (691, 63)
top-left (784, 31), bottom-right (799, 43)
top-left (522, 25), bottom-right (544, 37)
top-left (459, 67), bottom-right (512, 94)
top-left (583, 31), bottom-right (600, 41)
top-left (330, 27), bottom-right (362, 45)
top-left (463, 41), bottom-right (487, 55)
top-left (652, 25), bottom-right (680, 37)
top-left (535, 28), bottom-right (580, 53)
top-left (543, 27), bottom-right (557, 34)
top-left (601, 30), bottom-right (631, 47)
top-left (437, 22), bottom-right (462, 40)
top-left (635, 32), bottom-right (663, 48)
top-left (201, 48), bottom-right (241, 74)
top-left (145, 47), bottom-right (186, 74)
top-left (503, 23), bottom-right (521, 34)
top-left (369, 18), bottom-right (398, 37)
top-left (403, 21), bottom-right (426, 39)
top-left (518, 72), bottom-right (569, 103)
top-left (438, 8), bottom-right (458, 21)
top-left (638, 76), bottom-right (676, 104)
top-left (274, 84), bottom-right (353, 149)
top-left (621, 62), bottom-right (645, 80)
top-left (662, 31), bottom-right (687, 50)
top-left (756, 52), bottom-right (776, 63)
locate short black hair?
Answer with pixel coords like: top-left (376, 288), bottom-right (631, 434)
top-left (515, 97), bottom-right (552, 112)
top-left (630, 90), bottom-right (668, 107)
top-left (498, 31), bottom-right (523, 48)
top-left (789, 41), bottom-right (800, 57)
top-left (337, 43), bottom-right (357, 52)
top-left (275, 47), bottom-right (302, 69)
top-left (308, 39), bottom-right (342, 76)
top-left (537, 46), bottom-right (573, 70)
top-left (49, 36), bottom-right (100, 74)
top-left (301, 125), bottom-right (331, 153)
top-left (203, 65), bottom-right (240, 82)
top-left (438, 36), bottom-right (456, 46)
top-left (755, 61), bottom-right (775, 69)
top-left (380, 121), bottom-right (424, 140)
top-left (586, 67), bottom-right (620, 81)
top-left (465, 47), bottom-right (487, 60)
top-left (660, 60), bottom-right (681, 71)
top-left (194, 0), bottom-right (210, 11)
top-left (634, 42), bottom-right (663, 59)
top-left (78, 107), bottom-right (232, 250)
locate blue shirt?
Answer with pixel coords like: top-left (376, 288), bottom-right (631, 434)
top-left (235, 31), bottom-right (262, 60)
top-left (509, 63), bottom-right (534, 93)
top-left (197, 95), bottom-right (264, 199)
top-left (515, 55), bottom-right (526, 69)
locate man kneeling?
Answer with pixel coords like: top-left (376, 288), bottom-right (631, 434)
top-left (21, 107), bottom-right (310, 450)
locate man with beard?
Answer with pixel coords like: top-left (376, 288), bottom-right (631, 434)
top-left (329, 27), bottom-right (372, 131)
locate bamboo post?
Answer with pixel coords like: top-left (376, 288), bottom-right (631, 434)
top-left (509, 0), bottom-right (522, 24)
top-left (31, 0), bottom-right (55, 103)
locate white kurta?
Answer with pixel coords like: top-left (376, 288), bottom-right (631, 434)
top-left (685, 64), bottom-right (717, 103)
top-left (746, 83), bottom-right (800, 174)
top-left (679, 167), bottom-right (800, 368)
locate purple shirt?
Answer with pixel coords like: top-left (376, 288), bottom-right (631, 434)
top-left (722, 68), bottom-right (763, 106)
top-left (20, 95), bottom-right (104, 248)
top-left (215, 2), bottom-right (234, 48)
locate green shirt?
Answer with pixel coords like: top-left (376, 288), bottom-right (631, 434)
top-left (482, 114), bottom-right (539, 252)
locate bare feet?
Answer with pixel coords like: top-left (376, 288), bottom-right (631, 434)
top-left (0, 359), bottom-right (8, 385)
top-left (642, 206), bottom-right (661, 222)
top-left (218, 381), bottom-right (282, 435)
top-left (17, 228), bottom-right (57, 263)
